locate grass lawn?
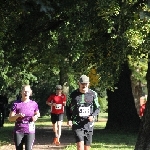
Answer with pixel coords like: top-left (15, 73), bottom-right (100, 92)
top-left (65, 121), bottom-right (137, 150)
top-left (0, 114), bottom-right (138, 150)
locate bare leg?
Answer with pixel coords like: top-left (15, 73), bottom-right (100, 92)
top-left (57, 121), bottom-right (62, 142)
top-left (84, 145), bottom-right (91, 150)
top-left (53, 123), bottom-right (58, 138)
top-left (77, 141), bottom-right (84, 150)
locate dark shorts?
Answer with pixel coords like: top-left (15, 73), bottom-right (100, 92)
top-left (51, 113), bottom-right (63, 124)
top-left (73, 128), bottom-right (93, 146)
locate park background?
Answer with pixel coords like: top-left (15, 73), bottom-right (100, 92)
top-left (0, 0), bottom-right (150, 149)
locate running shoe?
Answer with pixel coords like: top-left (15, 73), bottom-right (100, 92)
top-left (55, 141), bottom-right (60, 146)
top-left (52, 137), bottom-right (58, 144)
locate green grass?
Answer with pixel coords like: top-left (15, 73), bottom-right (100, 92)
top-left (65, 128), bottom-right (137, 150)
top-left (93, 130), bottom-right (136, 150)
top-left (64, 124), bottom-right (137, 150)
top-left (0, 114), bottom-right (138, 150)
top-left (0, 121), bottom-right (14, 146)
top-left (64, 113), bottom-right (138, 150)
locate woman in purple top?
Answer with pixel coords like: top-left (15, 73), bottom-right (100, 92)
top-left (8, 85), bottom-right (40, 150)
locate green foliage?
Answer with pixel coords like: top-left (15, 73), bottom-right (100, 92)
top-left (128, 54), bottom-right (148, 84)
top-left (0, 0), bottom-right (149, 112)
top-left (98, 97), bottom-right (108, 113)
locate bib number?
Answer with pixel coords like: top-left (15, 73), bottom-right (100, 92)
top-left (29, 122), bottom-right (35, 132)
top-left (55, 104), bottom-right (62, 109)
top-left (79, 106), bottom-right (90, 117)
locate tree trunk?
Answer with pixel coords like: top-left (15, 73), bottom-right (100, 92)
top-left (59, 66), bottom-right (68, 86)
top-left (105, 62), bottom-right (140, 131)
top-left (134, 54), bottom-right (150, 149)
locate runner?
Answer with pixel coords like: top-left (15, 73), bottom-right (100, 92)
top-left (46, 85), bottom-right (66, 146)
top-left (66, 75), bottom-right (100, 150)
top-left (0, 94), bottom-right (8, 127)
top-left (8, 85), bottom-right (40, 150)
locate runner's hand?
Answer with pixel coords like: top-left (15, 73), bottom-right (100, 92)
top-left (67, 120), bottom-right (72, 127)
top-left (47, 102), bottom-right (55, 106)
top-left (88, 116), bottom-right (94, 122)
top-left (18, 113), bottom-right (25, 118)
top-left (32, 115), bottom-right (38, 122)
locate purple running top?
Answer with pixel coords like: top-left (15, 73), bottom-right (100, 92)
top-left (11, 99), bottom-right (39, 133)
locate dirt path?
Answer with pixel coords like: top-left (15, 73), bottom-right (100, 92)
top-left (0, 118), bottom-right (107, 150)
top-left (0, 125), bottom-right (74, 150)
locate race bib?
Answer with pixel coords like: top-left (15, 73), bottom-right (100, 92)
top-left (79, 106), bottom-right (90, 117)
top-left (55, 104), bottom-right (62, 109)
top-left (29, 122), bottom-right (35, 132)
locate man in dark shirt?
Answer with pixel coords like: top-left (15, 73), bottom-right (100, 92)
top-left (66, 75), bottom-right (100, 150)
top-left (0, 94), bottom-right (8, 127)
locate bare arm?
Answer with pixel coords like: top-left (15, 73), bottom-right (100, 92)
top-left (35, 110), bottom-right (40, 117)
top-left (46, 101), bottom-right (56, 106)
top-left (63, 101), bottom-right (66, 106)
top-left (46, 101), bottom-right (52, 106)
top-left (8, 111), bottom-right (25, 122)
top-left (32, 110), bottom-right (40, 122)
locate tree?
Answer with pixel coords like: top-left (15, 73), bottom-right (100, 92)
top-left (134, 53), bottom-right (150, 149)
top-left (129, 55), bottom-right (148, 115)
top-left (106, 62), bottom-right (140, 131)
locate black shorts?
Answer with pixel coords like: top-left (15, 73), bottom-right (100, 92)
top-left (73, 129), bottom-right (93, 146)
top-left (51, 113), bottom-right (63, 124)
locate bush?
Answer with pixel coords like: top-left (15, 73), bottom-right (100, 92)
top-left (98, 97), bottom-right (108, 113)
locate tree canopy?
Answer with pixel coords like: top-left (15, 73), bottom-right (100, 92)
top-left (0, 0), bottom-right (149, 102)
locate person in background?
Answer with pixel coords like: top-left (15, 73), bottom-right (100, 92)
top-left (46, 85), bottom-right (66, 146)
top-left (66, 75), bottom-right (100, 150)
top-left (139, 96), bottom-right (147, 118)
top-left (8, 85), bottom-right (40, 150)
top-left (0, 94), bottom-right (8, 127)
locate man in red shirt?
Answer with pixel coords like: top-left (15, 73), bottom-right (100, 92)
top-left (46, 85), bottom-right (66, 146)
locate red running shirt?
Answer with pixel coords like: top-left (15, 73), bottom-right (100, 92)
top-left (139, 104), bottom-right (146, 117)
top-left (47, 94), bottom-right (66, 114)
